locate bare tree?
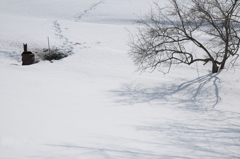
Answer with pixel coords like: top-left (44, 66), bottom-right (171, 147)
top-left (129, 0), bottom-right (240, 73)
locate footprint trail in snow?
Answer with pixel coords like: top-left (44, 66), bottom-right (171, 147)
top-left (53, 20), bottom-right (74, 54)
top-left (74, 0), bottom-right (104, 22)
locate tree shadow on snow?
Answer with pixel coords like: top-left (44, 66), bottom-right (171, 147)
top-left (46, 143), bottom-right (194, 159)
top-left (109, 71), bottom-right (240, 158)
top-left (45, 114), bottom-right (240, 159)
top-left (43, 72), bottom-right (240, 159)
top-left (135, 109), bottom-right (240, 159)
top-left (111, 71), bottom-right (222, 111)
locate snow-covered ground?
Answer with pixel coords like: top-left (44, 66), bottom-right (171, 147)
top-left (0, 0), bottom-right (240, 158)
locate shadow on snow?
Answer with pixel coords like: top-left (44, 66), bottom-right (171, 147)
top-left (136, 111), bottom-right (240, 159)
top-left (110, 71), bottom-right (222, 111)
top-left (44, 72), bottom-right (240, 159)
top-left (108, 71), bottom-right (239, 158)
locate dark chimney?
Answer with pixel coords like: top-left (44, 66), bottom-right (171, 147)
top-left (23, 44), bottom-right (27, 52)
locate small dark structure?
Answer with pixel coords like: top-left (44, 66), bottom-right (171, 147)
top-left (21, 44), bottom-right (35, 65)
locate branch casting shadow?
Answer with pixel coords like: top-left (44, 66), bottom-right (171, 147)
top-left (111, 72), bottom-right (222, 110)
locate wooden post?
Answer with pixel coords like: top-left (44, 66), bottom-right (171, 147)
top-left (48, 37), bottom-right (51, 55)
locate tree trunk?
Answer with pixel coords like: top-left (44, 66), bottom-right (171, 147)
top-left (212, 61), bottom-right (219, 73)
top-left (220, 57), bottom-right (227, 69)
top-left (220, 61), bottom-right (225, 69)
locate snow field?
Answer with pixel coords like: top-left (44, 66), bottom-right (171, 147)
top-left (0, 0), bottom-right (240, 158)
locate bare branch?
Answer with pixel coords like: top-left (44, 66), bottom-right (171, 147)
top-left (128, 0), bottom-right (240, 73)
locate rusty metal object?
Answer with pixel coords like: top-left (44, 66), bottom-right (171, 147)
top-left (21, 44), bottom-right (35, 65)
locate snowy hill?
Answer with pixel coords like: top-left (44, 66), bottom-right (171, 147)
top-left (0, 0), bottom-right (240, 158)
